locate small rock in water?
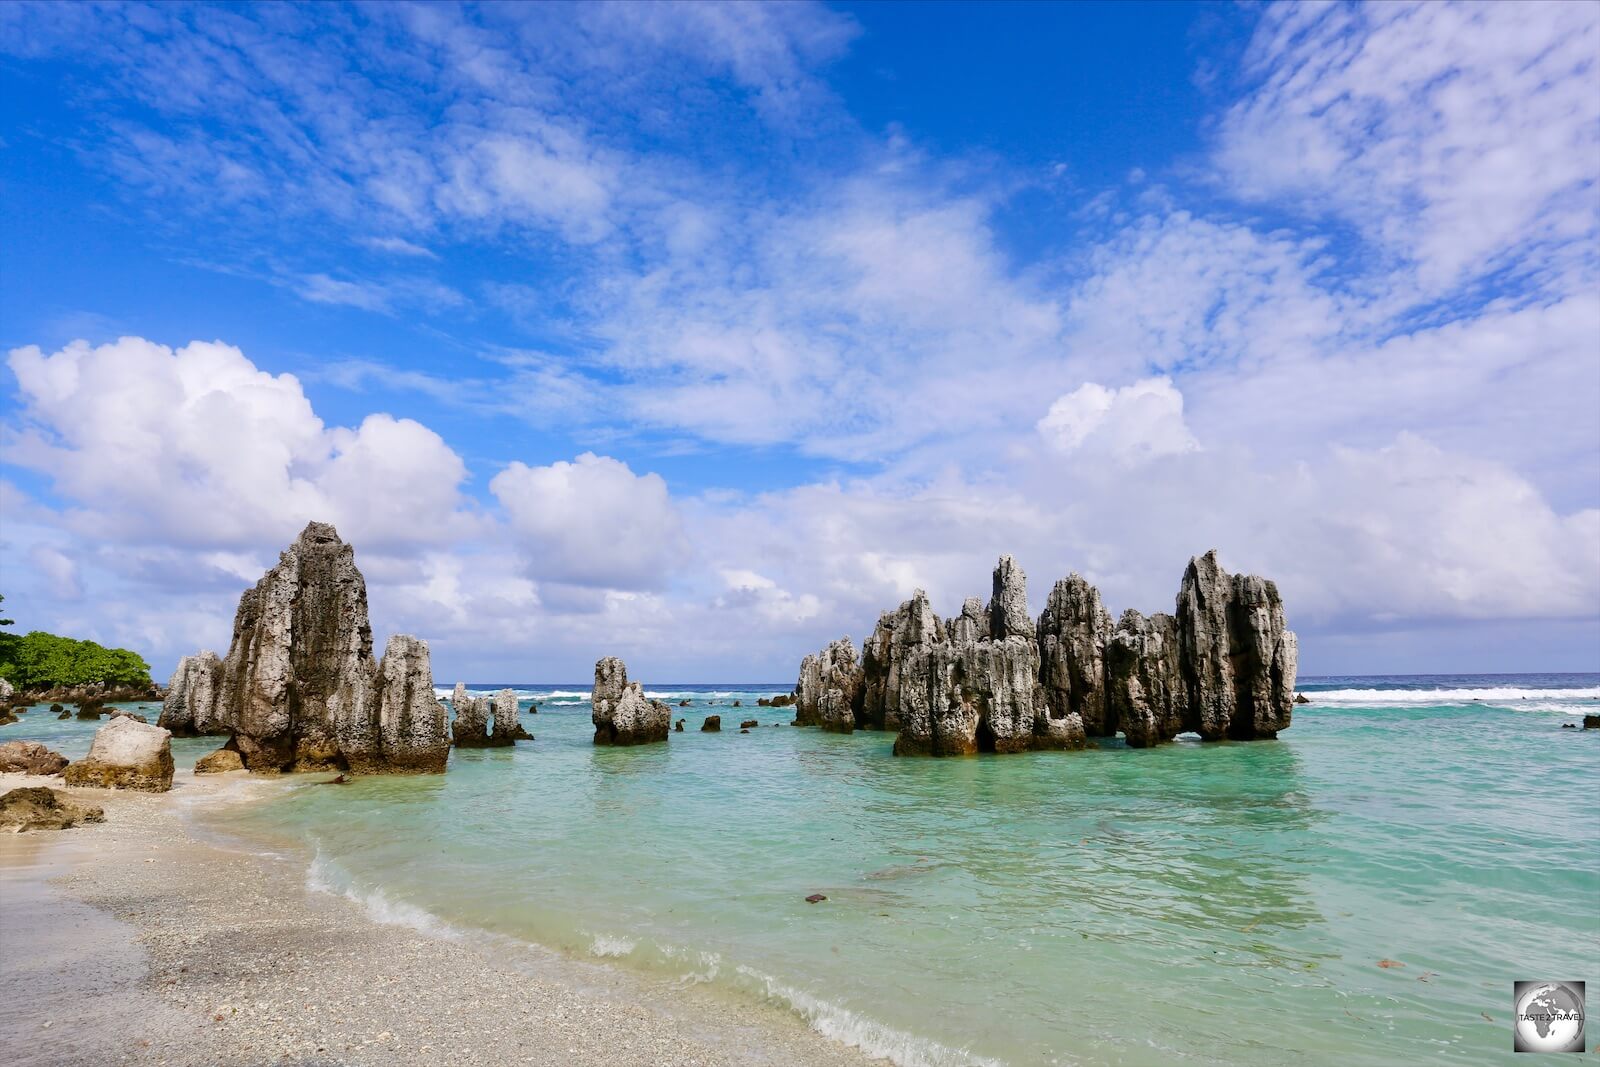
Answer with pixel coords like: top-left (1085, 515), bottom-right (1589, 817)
top-left (739, 729), bottom-right (749, 734)
top-left (805, 894), bottom-right (827, 904)
top-left (49, 704), bottom-right (64, 714)
top-left (1294, 693), bottom-right (1310, 704)
top-left (740, 719), bottom-right (758, 729)
top-left (56, 710), bottom-right (70, 720)
top-left (733, 700), bottom-right (741, 707)
top-left (757, 698), bottom-right (771, 707)
top-left (1377, 959), bottom-right (1404, 969)
top-left (701, 716), bottom-right (721, 732)
top-left (674, 719), bottom-right (685, 732)
top-left (678, 700), bottom-right (690, 707)
top-left (1584, 715), bottom-right (1600, 730)
top-left (1562, 722), bottom-right (1576, 728)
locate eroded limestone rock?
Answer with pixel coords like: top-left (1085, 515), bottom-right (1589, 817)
top-left (591, 658), bottom-right (670, 745)
top-left (0, 740), bottom-right (69, 776)
top-left (1038, 575), bottom-right (1114, 736)
top-left (796, 637), bottom-right (864, 732)
top-left (0, 787), bottom-right (104, 831)
top-left (62, 717), bottom-right (174, 792)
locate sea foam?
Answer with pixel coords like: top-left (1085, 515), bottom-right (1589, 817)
top-left (1310, 686), bottom-right (1600, 705)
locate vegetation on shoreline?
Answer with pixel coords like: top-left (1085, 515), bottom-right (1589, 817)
top-left (0, 594), bottom-right (154, 691)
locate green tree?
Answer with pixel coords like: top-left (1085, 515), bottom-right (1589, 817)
top-left (0, 601), bottom-right (152, 690)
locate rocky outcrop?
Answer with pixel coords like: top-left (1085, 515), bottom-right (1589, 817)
top-left (161, 652), bottom-right (227, 736)
top-left (17, 681), bottom-right (160, 705)
top-left (0, 678), bottom-right (12, 704)
top-left (807, 550), bottom-right (1297, 755)
top-left (157, 523), bottom-right (450, 774)
top-left (490, 689), bottom-right (533, 744)
top-left (194, 745), bottom-right (245, 774)
top-left (62, 717), bottom-right (174, 792)
top-left (796, 637), bottom-right (864, 732)
top-left (0, 740), bottom-right (69, 776)
top-left (1104, 610), bottom-right (1184, 747)
top-left (449, 683), bottom-right (490, 746)
top-left (0, 787), bottom-right (104, 831)
top-left (893, 560), bottom-right (1083, 756)
top-left (860, 590), bottom-right (943, 731)
top-left (1038, 575), bottom-right (1113, 735)
top-left (1175, 551), bottom-right (1297, 740)
top-left (701, 715), bottom-right (721, 732)
top-left (591, 658), bottom-right (670, 745)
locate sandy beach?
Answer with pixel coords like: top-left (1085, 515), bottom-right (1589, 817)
top-left (0, 771), bottom-right (875, 1067)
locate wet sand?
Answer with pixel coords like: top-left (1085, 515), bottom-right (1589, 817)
top-left (0, 771), bottom-right (876, 1066)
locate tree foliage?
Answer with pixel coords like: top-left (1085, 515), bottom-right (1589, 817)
top-left (0, 628), bottom-right (153, 690)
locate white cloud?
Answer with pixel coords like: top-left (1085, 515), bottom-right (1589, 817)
top-left (1037, 377), bottom-right (1197, 462)
top-left (4, 337), bottom-right (473, 551)
top-left (357, 236), bottom-right (438, 258)
top-left (490, 452), bottom-right (688, 591)
top-left (1215, 1), bottom-right (1600, 295)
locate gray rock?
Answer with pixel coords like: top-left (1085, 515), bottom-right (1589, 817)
top-left (1176, 551), bottom-right (1296, 740)
top-left (449, 682), bottom-right (491, 747)
top-left (987, 555), bottom-right (1032, 640)
top-left (860, 590), bottom-right (943, 731)
top-left (591, 658), bottom-right (670, 745)
top-left (361, 636), bottom-right (451, 771)
top-left (160, 523), bottom-right (446, 774)
top-left (0, 677), bottom-right (12, 704)
top-left (158, 651), bottom-right (226, 736)
top-left (796, 637), bottom-right (863, 733)
top-left (1105, 610), bottom-right (1184, 747)
top-left (944, 597), bottom-right (989, 645)
top-left (490, 688), bottom-right (532, 744)
top-left (1038, 574), bottom-right (1114, 736)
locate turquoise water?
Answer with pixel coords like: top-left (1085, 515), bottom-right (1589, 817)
top-left (9, 676), bottom-right (1600, 1065)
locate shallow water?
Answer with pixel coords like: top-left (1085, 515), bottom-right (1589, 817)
top-left (10, 677), bottom-right (1599, 1065)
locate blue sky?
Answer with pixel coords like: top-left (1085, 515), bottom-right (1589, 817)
top-left (1, 1), bottom-right (1597, 682)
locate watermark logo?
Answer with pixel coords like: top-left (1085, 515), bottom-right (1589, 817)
top-left (1514, 981), bottom-right (1585, 1053)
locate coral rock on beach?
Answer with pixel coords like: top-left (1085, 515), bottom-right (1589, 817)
top-left (0, 787), bottom-right (104, 831)
top-left (62, 717), bottom-right (174, 792)
top-left (194, 745), bottom-right (245, 774)
top-left (159, 522), bottom-right (449, 774)
top-left (591, 658), bottom-right (670, 745)
top-left (0, 740), bottom-right (70, 776)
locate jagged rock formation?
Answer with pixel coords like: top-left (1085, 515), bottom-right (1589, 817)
top-left (892, 559), bottom-right (1083, 756)
top-left (157, 523), bottom-right (450, 774)
top-left (1038, 575), bottom-right (1113, 735)
top-left (62, 717), bottom-right (174, 791)
top-left (591, 657), bottom-right (670, 745)
top-left (860, 590), bottom-right (943, 731)
top-left (449, 683), bottom-right (490, 746)
top-left (795, 637), bottom-right (864, 733)
top-left (801, 550), bottom-right (1296, 755)
top-left (491, 689), bottom-right (533, 744)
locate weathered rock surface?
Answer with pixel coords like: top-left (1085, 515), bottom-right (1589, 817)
top-left (490, 688), bottom-right (533, 745)
top-left (1175, 552), bottom-right (1297, 740)
top-left (1038, 575), bottom-right (1113, 735)
top-left (0, 740), bottom-right (69, 776)
top-left (194, 745), bottom-right (245, 774)
top-left (809, 550), bottom-right (1297, 756)
top-left (62, 717), bottom-right (174, 792)
top-left (158, 523), bottom-right (449, 774)
top-left (796, 637), bottom-right (864, 732)
top-left (449, 682), bottom-right (490, 746)
top-left (860, 590), bottom-right (944, 731)
top-left (0, 678), bottom-right (12, 704)
top-left (591, 658), bottom-right (670, 745)
top-left (0, 787), bottom-right (104, 831)
top-left (1105, 610), bottom-right (1184, 747)
top-left (701, 715), bottom-right (721, 732)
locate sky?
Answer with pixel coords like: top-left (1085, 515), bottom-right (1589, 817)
top-left (0, 0), bottom-right (1597, 683)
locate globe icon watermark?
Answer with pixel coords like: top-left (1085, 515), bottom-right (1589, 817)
top-left (1514, 981), bottom-right (1585, 1053)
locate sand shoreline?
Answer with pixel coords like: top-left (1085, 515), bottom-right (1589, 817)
top-left (0, 771), bottom-right (876, 1066)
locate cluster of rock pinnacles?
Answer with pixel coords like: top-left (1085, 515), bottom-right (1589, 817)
top-left (160, 522), bottom-right (1295, 773)
top-left (159, 522), bottom-right (532, 774)
top-left (795, 552), bottom-right (1298, 755)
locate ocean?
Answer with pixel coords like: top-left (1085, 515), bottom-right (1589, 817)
top-left (12, 674), bottom-right (1599, 1065)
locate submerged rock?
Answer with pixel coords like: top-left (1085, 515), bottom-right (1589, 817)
top-left (62, 717), bottom-right (174, 792)
top-left (0, 787), bottom-right (104, 831)
top-left (591, 658), bottom-right (670, 745)
top-left (0, 740), bottom-right (69, 776)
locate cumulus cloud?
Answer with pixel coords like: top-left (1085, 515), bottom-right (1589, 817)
top-left (4, 337), bottom-right (472, 551)
top-left (490, 452), bottom-right (689, 591)
top-left (1037, 377), bottom-right (1198, 462)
